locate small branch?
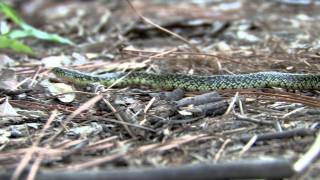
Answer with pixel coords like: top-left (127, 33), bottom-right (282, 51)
top-left (175, 92), bottom-right (221, 107)
top-left (102, 98), bottom-right (137, 138)
top-left (294, 132), bottom-right (320, 173)
top-left (0, 88), bottom-right (32, 96)
top-left (95, 116), bottom-right (156, 132)
top-left (239, 128), bottom-right (317, 142)
top-left (235, 113), bottom-right (274, 126)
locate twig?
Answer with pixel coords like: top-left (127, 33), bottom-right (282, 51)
top-left (214, 139), bottom-right (231, 162)
top-left (239, 128), bottom-right (317, 142)
top-left (96, 116), bottom-right (156, 132)
top-left (49, 95), bottom-right (103, 142)
top-left (11, 110), bottom-right (58, 180)
top-left (294, 132), bottom-right (320, 173)
top-left (65, 94), bottom-right (103, 123)
top-left (27, 155), bottom-right (43, 180)
top-left (67, 152), bottom-right (126, 171)
top-left (0, 88), bottom-right (32, 96)
top-left (168, 116), bottom-right (204, 124)
top-left (151, 88), bottom-right (184, 101)
top-left (102, 98), bottom-right (136, 138)
top-left (239, 135), bottom-right (258, 157)
top-left (235, 90), bottom-right (320, 107)
top-left (184, 100), bottom-right (228, 116)
top-left (224, 92), bottom-right (239, 115)
top-left (29, 66), bottom-right (42, 88)
top-left (175, 91), bottom-right (221, 107)
top-left (235, 113), bottom-right (274, 126)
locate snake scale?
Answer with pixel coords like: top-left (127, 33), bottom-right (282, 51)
top-left (52, 67), bottom-right (320, 91)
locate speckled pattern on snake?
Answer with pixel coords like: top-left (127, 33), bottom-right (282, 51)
top-left (52, 67), bottom-right (320, 91)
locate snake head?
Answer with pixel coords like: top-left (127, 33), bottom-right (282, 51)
top-left (51, 67), bottom-right (97, 86)
top-left (52, 67), bottom-right (80, 80)
top-left (52, 67), bottom-right (67, 76)
top-left (51, 67), bottom-right (78, 82)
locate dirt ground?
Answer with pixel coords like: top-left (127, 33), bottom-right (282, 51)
top-left (0, 0), bottom-right (319, 179)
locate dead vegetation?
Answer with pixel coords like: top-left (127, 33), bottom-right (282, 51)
top-left (0, 0), bottom-right (319, 179)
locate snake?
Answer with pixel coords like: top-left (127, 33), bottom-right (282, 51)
top-left (52, 67), bottom-right (320, 91)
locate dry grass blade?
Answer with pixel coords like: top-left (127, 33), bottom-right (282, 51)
top-left (239, 91), bottom-right (320, 107)
top-left (156, 134), bottom-right (207, 152)
top-left (2, 1), bottom-right (319, 179)
top-left (49, 94), bottom-right (103, 142)
top-left (26, 156), bottom-right (43, 180)
top-left (67, 152), bottom-right (127, 171)
top-left (65, 94), bottom-right (103, 123)
top-left (220, 89), bottom-right (320, 107)
top-left (11, 110), bottom-right (58, 180)
top-left (102, 98), bottom-right (136, 138)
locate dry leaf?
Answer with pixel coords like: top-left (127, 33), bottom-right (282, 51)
top-left (48, 83), bottom-right (76, 103)
top-left (0, 54), bottom-right (15, 69)
top-left (0, 68), bottom-right (19, 90)
top-left (41, 55), bottom-right (72, 68)
top-left (0, 97), bottom-right (19, 116)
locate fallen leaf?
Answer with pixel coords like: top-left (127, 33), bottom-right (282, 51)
top-left (178, 109), bottom-right (193, 116)
top-left (67, 122), bottom-right (103, 137)
top-left (0, 68), bottom-right (19, 90)
top-left (0, 54), bottom-right (15, 69)
top-left (0, 97), bottom-right (19, 116)
top-left (41, 55), bottom-right (72, 68)
top-left (237, 31), bottom-right (260, 42)
top-left (47, 82), bottom-right (76, 103)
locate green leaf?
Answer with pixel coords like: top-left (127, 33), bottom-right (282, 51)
top-left (20, 23), bottom-right (74, 45)
top-left (6, 29), bottom-right (29, 39)
top-left (0, 2), bottom-right (74, 45)
top-left (0, 35), bottom-right (34, 54)
top-left (0, 2), bottom-right (23, 25)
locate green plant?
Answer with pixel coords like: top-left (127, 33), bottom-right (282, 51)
top-left (0, 2), bottom-right (74, 54)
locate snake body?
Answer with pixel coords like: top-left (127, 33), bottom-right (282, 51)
top-left (52, 67), bottom-right (320, 91)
